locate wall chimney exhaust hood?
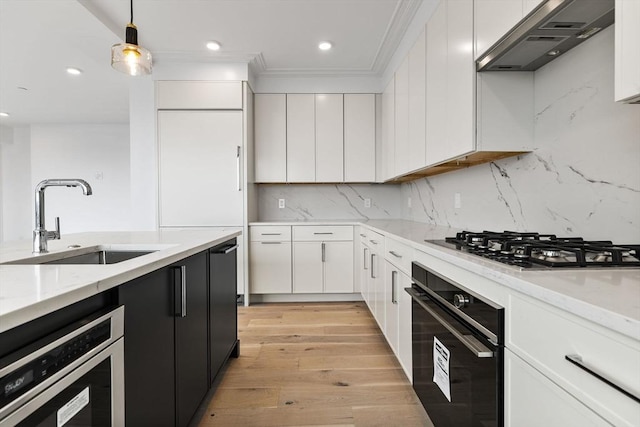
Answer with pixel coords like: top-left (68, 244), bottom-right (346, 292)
top-left (477, 0), bottom-right (614, 71)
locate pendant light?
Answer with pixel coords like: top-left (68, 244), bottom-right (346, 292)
top-left (111, 0), bottom-right (152, 76)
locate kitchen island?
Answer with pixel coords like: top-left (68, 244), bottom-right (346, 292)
top-left (0, 229), bottom-right (241, 427)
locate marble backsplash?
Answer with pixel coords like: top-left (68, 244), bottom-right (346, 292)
top-left (402, 27), bottom-right (640, 242)
top-left (258, 184), bottom-right (402, 221)
top-left (257, 28), bottom-right (639, 242)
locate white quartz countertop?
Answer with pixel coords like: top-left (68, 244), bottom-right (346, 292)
top-left (253, 219), bottom-right (640, 340)
top-left (0, 229), bottom-right (241, 333)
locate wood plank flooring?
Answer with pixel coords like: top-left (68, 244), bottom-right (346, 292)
top-left (196, 302), bottom-right (433, 427)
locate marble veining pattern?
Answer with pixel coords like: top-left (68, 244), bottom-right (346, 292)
top-left (258, 184), bottom-right (402, 221)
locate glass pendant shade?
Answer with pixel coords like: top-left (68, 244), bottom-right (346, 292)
top-left (111, 24), bottom-right (152, 76)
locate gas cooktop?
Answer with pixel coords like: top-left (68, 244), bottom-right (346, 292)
top-left (428, 230), bottom-right (640, 270)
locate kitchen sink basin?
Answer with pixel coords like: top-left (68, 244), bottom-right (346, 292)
top-left (42, 250), bottom-right (156, 265)
top-left (2, 245), bottom-right (169, 265)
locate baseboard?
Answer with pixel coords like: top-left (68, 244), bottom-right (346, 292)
top-left (249, 293), bottom-right (364, 303)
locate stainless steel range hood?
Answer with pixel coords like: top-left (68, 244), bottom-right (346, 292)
top-left (477, 0), bottom-right (614, 71)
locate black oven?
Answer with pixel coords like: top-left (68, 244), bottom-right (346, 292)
top-left (407, 262), bottom-right (504, 427)
top-left (0, 306), bottom-right (124, 426)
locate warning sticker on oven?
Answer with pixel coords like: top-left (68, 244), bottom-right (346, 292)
top-left (57, 386), bottom-right (90, 427)
top-left (433, 336), bottom-right (451, 402)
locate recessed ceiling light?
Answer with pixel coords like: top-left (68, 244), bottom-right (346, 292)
top-left (66, 67), bottom-right (83, 75)
top-left (0, 112), bottom-right (9, 117)
top-left (319, 41), bottom-right (332, 51)
top-left (206, 41), bottom-right (221, 51)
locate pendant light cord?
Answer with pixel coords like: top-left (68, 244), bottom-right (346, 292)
top-left (130, 0), bottom-right (134, 24)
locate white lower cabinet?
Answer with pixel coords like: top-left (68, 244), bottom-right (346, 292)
top-left (249, 226), bottom-right (292, 294)
top-left (505, 349), bottom-right (611, 427)
top-left (383, 261), bottom-right (400, 355)
top-left (507, 291), bottom-right (640, 427)
top-left (292, 226), bottom-right (354, 294)
top-left (397, 273), bottom-right (412, 382)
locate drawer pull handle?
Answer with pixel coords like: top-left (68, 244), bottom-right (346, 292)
top-left (261, 241), bottom-right (282, 245)
top-left (389, 250), bottom-right (402, 258)
top-left (565, 354), bottom-right (640, 403)
top-left (261, 233), bottom-right (282, 235)
top-left (359, 233), bottom-right (366, 238)
top-left (314, 232), bottom-right (334, 235)
top-left (370, 240), bottom-right (378, 245)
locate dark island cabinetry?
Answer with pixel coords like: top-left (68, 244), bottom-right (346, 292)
top-left (118, 238), bottom-right (238, 427)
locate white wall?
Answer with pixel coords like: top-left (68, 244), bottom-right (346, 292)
top-left (29, 124), bottom-right (132, 234)
top-left (0, 126), bottom-right (32, 242)
top-left (401, 27), bottom-right (640, 242)
top-left (0, 124), bottom-right (131, 242)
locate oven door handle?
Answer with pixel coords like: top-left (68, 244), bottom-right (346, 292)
top-left (406, 288), bottom-right (494, 358)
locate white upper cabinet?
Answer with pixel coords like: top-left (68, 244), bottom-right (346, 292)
top-left (254, 94), bottom-right (287, 183)
top-left (156, 81), bottom-right (243, 110)
top-left (381, 78), bottom-right (396, 181)
top-left (394, 56), bottom-right (410, 177)
top-left (315, 94), bottom-right (344, 182)
top-left (474, 0), bottom-right (524, 60)
top-left (444, 0), bottom-right (475, 161)
top-left (408, 28), bottom-right (426, 173)
top-left (286, 94), bottom-right (316, 182)
top-left (615, 0), bottom-right (640, 103)
top-left (344, 94), bottom-right (376, 182)
top-left (254, 92), bottom-right (376, 183)
top-left (425, 0), bottom-right (448, 166)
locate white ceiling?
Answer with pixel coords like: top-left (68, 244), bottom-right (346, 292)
top-left (0, 0), bottom-right (423, 126)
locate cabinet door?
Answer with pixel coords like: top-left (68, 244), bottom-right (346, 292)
top-left (293, 242), bottom-right (324, 293)
top-left (287, 94), bottom-right (315, 182)
top-left (615, 0), bottom-right (640, 102)
top-left (119, 268), bottom-right (175, 427)
top-left (372, 251), bottom-right (386, 330)
top-left (255, 94), bottom-right (287, 182)
top-left (445, 0), bottom-right (475, 161)
top-left (249, 241), bottom-right (292, 294)
top-left (209, 240), bottom-right (238, 384)
top-left (344, 94), bottom-right (376, 182)
top-left (315, 94), bottom-right (344, 182)
top-left (394, 56), bottom-right (410, 176)
top-left (474, 0), bottom-right (524, 59)
top-left (506, 350), bottom-right (611, 427)
top-left (408, 28), bottom-right (426, 172)
top-left (156, 81), bottom-right (243, 109)
top-left (359, 242), bottom-right (371, 302)
top-left (158, 110), bottom-right (243, 226)
top-left (425, 0), bottom-right (448, 166)
top-left (174, 252), bottom-right (209, 427)
top-left (324, 241), bottom-right (354, 293)
top-left (381, 78), bottom-right (396, 180)
top-left (384, 261), bottom-right (400, 356)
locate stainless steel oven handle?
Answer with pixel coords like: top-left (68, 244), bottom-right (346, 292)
top-left (565, 354), bottom-right (640, 403)
top-left (406, 288), bottom-right (494, 358)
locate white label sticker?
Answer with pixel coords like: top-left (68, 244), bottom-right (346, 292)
top-left (433, 336), bottom-right (451, 402)
top-left (57, 386), bottom-right (90, 427)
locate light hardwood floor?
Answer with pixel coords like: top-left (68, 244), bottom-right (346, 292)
top-left (196, 302), bottom-right (433, 427)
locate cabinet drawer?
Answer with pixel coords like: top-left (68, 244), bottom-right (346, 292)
top-left (357, 227), bottom-right (370, 244)
top-left (293, 225), bottom-right (353, 241)
top-left (384, 237), bottom-right (411, 275)
top-left (508, 293), bottom-right (640, 427)
top-left (367, 230), bottom-right (385, 251)
top-left (156, 81), bottom-right (243, 109)
top-left (250, 226), bottom-right (291, 242)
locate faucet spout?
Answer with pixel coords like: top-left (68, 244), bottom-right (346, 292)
top-left (33, 179), bottom-right (93, 253)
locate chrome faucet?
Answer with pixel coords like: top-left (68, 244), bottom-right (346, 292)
top-left (33, 179), bottom-right (93, 253)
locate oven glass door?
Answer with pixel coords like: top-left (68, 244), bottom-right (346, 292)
top-left (2, 339), bottom-right (123, 427)
top-left (410, 287), bottom-right (502, 427)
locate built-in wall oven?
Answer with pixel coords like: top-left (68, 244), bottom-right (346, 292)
top-left (0, 306), bottom-right (124, 426)
top-left (406, 262), bottom-right (504, 427)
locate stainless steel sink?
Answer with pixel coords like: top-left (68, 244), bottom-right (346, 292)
top-left (3, 245), bottom-right (165, 265)
top-left (42, 250), bottom-right (156, 265)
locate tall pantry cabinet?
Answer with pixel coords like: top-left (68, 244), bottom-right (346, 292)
top-left (156, 80), bottom-right (256, 298)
